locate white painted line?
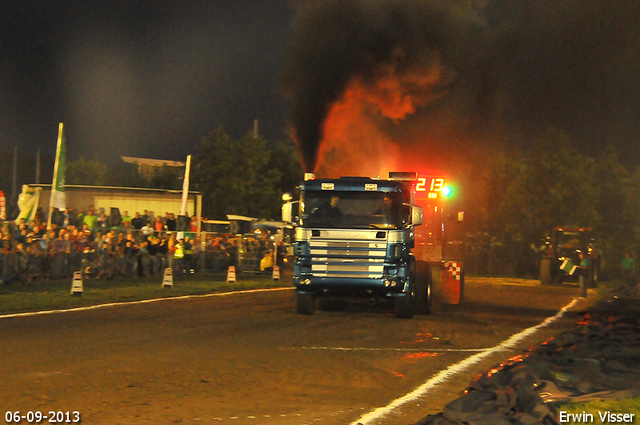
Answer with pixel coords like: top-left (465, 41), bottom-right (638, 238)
top-left (286, 346), bottom-right (489, 353)
top-left (0, 287), bottom-right (294, 320)
top-left (351, 298), bottom-right (579, 425)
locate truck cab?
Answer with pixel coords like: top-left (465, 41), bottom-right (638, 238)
top-left (283, 174), bottom-right (429, 318)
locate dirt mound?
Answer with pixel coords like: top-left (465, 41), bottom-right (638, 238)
top-left (414, 295), bottom-right (640, 425)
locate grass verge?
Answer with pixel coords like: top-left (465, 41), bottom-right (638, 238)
top-left (0, 272), bottom-right (293, 315)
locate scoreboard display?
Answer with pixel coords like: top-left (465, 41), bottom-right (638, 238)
top-left (415, 176), bottom-right (447, 199)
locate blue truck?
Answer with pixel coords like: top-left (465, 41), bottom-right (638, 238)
top-left (282, 172), bottom-right (433, 318)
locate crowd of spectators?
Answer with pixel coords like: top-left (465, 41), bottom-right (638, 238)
top-left (1, 206), bottom-right (285, 285)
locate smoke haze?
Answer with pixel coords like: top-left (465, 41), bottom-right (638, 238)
top-left (284, 0), bottom-right (640, 175)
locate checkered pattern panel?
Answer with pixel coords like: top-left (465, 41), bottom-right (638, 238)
top-left (444, 261), bottom-right (462, 281)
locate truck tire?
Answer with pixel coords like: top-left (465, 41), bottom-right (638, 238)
top-left (415, 260), bottom-right (432, 315)
top-left (423, 277), bottom-right (433, 315)
top-left (540, 257), bottom-right (552, 285)
top-left (395, 260), bottom-right (416, 319)
top-left (459, 271), bottom-right (465, 303)
top-left (296, 291), bottom-right (316, 315)
top-left (394, 290), bottom-right (414, 318)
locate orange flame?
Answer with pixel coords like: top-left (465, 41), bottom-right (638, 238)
top-left (314, 63), bottom-right (446, 178)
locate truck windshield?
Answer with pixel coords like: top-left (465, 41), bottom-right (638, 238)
top-left (557, 231), bottom-right (584, 249)
top-left (301, 191), bottom-right (403, 229)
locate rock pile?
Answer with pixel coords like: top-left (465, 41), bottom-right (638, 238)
top-left (414, 296), bottom-right (640, 425)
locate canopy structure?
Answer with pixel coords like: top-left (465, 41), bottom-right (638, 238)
top-left (121, 156), bottom-right (185, 179)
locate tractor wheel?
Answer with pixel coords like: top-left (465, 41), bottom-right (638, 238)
top-left (540, 257), bottom-right (552, 285)
top-left (588, 260), bottom-right (599, 288)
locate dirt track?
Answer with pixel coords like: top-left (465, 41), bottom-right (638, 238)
top-left (0, 278), bottom-right (587, 424)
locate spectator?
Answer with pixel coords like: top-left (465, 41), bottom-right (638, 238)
top-left (276, 240), bottom-right (287, 269)
top-left (158, 236), bottom-right (168, 268)
top-left (141, 210), bottom-right (150, 226)
top-left (83, 209), bottom-right (97, 232)
top-left (173, 238), bottom-right (185, 274)
top-left (76, 208), bottom-right (87, 226)
top-left (147, 236), bottom-right (160, 275)
top-left (620, 252), bottom-right (636, 287)
top-left (121, 211), bottom-right (132, 228)
top-left (141, 221), bottom-right (154, 239)
top-left (97, 212), bottom-right (108, 230)
top-left (49, 223), bottom-right (60, 238)
top-left (62, 208), bottom-right (70, 227)
top-left (260, 250), bottom-right (274, 273)
top-left (154, 215), bottom-right (165, 234)
top-left (183, 236), bottom-right (193, 274)
top-left (190, 215), bottom-right (198, 233)
top-left (51, 208), bottom-right (64, 228)
top-left (166, 213), bottom-right (177, 232)
top-left (67, 208), bottom-right (78, 227)
top-left (131, 212), bottom-right (143, 230)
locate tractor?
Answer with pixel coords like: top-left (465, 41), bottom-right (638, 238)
top-left (539, 227), bottom-right (600, 286)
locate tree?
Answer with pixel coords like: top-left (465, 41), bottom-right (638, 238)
top-left (461, 128), bottom-right (609, 277)
top-left (147, 165), bottom-right (182, 190)
top-left (65, 157), bottom-right (108, 186)
top-left (267, 138), bottom-right (304, 201)
top-left (192, 127), bottom-right (302, 220)
top-left (592, 146), bottom-right (640, 270)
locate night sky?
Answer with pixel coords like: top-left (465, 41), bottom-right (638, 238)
top-left (2, 1), bottom-right (640, 181)
top-left (1, 0), bottom-right (294, 168)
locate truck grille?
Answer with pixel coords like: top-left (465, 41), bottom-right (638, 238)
top-left (309, 239), bottom-right (387, 278)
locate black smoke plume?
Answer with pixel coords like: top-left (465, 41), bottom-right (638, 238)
top-left (283, 0), bottom-right (484, 172)
top-left (284, 0), bottom-right (640, 172)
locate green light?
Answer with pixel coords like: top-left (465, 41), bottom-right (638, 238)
top-left (442, 186), bottom-right (451, 197)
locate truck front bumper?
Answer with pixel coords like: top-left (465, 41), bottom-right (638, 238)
top-left (294, 275), bottom-right (409, 296)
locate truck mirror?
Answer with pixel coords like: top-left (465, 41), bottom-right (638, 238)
top-left (282, 202), bottom-right (292, 223)
top-left (282, 201), bottom-right (300, 223)
top-left (412, 205), bottom-right (423, 226)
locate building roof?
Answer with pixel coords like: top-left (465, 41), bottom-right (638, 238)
top-left (121, 156), bottom-right (185, 167)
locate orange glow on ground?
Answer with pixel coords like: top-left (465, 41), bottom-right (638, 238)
top-left (401, 352), bottom-right (440, 362)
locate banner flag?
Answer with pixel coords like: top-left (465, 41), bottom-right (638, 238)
top-left (17, 185), bottom-right (42, 223)
top-left (180, 154), bottom-right (191, 216)
top-left (50, 122), bottom-right (66, 210)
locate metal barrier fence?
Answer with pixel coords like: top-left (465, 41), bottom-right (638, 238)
top-left (0, 228), bottom-right (290, 284)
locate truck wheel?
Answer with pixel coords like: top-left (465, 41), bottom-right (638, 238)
top-left (552, 272), bottom-right (563, 285)
top-left (459, 271), bottom-right (465, 303)
top-left (539, 257), bottom-right (552, 285)
top-left (423, 277), bottom-right (433, 315)
top-left (296, 291), bottom-right (316, 315)
top-left (394, 291), bottom-right (414, 318)
top-left (395, 271), bottom-right (416, 319)
top-left (415, 260), bottom-right (433, 315)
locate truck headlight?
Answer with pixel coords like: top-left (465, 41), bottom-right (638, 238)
top-left (384, 278), bottom-right (398, 288)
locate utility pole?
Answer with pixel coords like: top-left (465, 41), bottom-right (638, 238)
top-left (35, 147), bottom-right (41, 184)
top-left (11, 146), bottom-right (17, 205)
